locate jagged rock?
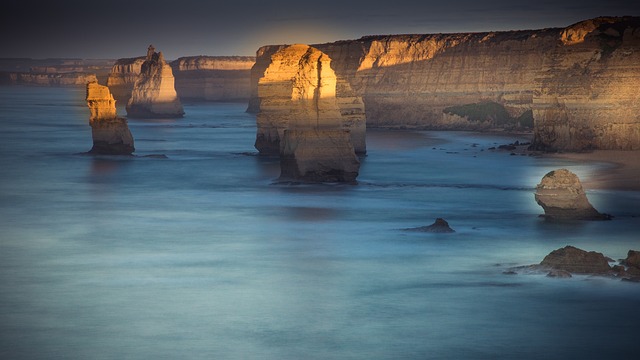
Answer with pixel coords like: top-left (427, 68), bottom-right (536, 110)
top-left (406, 218), bottom-right (456, 233)
top-left (280, 129), bottom-right (359, 183)
top-left (622, 250), bottom-right (640, 270)
top-left (255, 44), bottom-right (365, 156)
top-left (126, 45), bottom-right (184, 118)
top-left (534, 169), bottom-right (610, 220)
top-left (256, 44), bottom-right (361, 183)
top-left (540, 246), bottom-right (612, 275)
top-left (86, 82), bottom-right (134, 155)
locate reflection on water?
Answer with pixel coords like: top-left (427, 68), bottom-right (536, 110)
top-left (0, 87), bottom-right (639, 359)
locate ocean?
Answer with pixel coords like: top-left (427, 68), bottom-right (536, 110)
top-left (1, 86), bottom-right (639, 359)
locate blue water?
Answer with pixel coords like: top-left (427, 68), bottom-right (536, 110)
top-left (1, 86), bottom-right (639, 359)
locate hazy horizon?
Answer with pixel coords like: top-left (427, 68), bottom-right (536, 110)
top-left (1, 0), bottom-right (639, 59)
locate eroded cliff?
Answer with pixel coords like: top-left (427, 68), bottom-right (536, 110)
top-left (250, 17), bottom-right (640, 151)
top-left (106, 56), bottom-right (146, 100)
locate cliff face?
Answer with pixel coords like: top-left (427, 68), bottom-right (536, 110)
top-left (126, 46), bottom-right (184, 118)
top-left (86, 82), bottom-right (134, 155)
top-left (106, 57), bottom-right (145, 101)
top-left (250, 17), bottom-right (640, 151)
top-left (532, 17), bottom-right (640, 151)
top-left (0, 72), bottom-right (98, 86)
top-left (171, 56), bottom-right (255, 101)
top-left (257, 44), bottom-right (360, 182)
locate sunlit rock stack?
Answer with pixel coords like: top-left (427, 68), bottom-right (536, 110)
top-left (106, 56), bottom-right (146, 101)
top-left (171, 56), bottom-right (255, 101)
top-left (534, 169), bottom-right (609, 220)
top-left (531, 17), bottom-right (640, 151)
top-left (85, 81), bottom-right (134, 155)
top-left (257, 44), bottom-right (360, 182)
top-left (253, 45), bottom-right (366, 155)
top-left (126, 45), bottom-right (184, 118)
top-left (250, 16), bottom-right (640, 151)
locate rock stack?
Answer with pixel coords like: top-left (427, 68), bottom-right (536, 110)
top-left (256, 44), bottom-right (361, 183)
top-left (126, 45), bottom-right (184, 118)
top-left (534, 169), bottom-right (610, 220)
top-left (85, 81), bottom-right (134, 155)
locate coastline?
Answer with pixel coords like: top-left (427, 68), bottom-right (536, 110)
top-left (547, 151), bottom-right (640, 191)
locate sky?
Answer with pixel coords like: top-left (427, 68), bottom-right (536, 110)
top-left (1, 0), bottom-right (638, 59)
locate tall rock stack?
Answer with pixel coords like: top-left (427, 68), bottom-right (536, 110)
top-left (86, 81), bottom-right (134, 155)
top-left (257, 44), bottom-right (361, 182)
top-left (126, 45), bottom-right (184, 118)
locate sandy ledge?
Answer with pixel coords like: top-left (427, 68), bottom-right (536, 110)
top-left (548, 151), bottom-right (640, 191)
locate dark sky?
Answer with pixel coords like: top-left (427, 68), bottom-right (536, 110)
top-left (1, 0), bottom-right (638, 59)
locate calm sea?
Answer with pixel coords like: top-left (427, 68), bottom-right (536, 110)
top-left (1, 86), bottom-right (639, 359)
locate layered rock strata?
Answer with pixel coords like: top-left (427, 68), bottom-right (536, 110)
top-left (126, 45), bottom-right (184, 118)
top-left (106, 56), bottom-right (145, 100)
top-left (257, 44), bottom-right (360, 182)
top-left (250, 17), bottom-right (640, 150)
top-left (171, 56), bottom-right (255, 101)
top-left (534, 169), bottom-right (609, 220)
top-left (86, 82), bottom-right (134, 155)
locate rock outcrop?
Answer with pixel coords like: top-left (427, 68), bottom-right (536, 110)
top-left (86, 82), bottom-right (134, 155)
top-left (532, 17), bottom-right (640, 151)
top-left (257, 44), bottom-right (360, 182)
top-left (126, 45), bottom-right (184, 118)
top-left (1, 72), bottom-right (97, 86)
top-left (171, 56), bottom-right (255, 101)
top-left (106, 56), bottom-right (145, 100)
top-left (540, 246), bottom-right (612, 275)
top-left (405, 218), bottom-right (455, 233)
top-left (249, 17), bottom-right (640, 151)
top-left (534, 169), bottom-right (609, 220)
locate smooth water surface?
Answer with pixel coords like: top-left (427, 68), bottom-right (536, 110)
top-left (1, 86), bottom-right (639, 359)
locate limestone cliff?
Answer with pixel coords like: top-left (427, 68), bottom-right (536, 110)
top-left (126, 45), bottom-right (184, 118)
top-left (532, 17), bottom-right (640, 151)
top-left (86, 82), bottom-right (134, 155)
top-left (250, 17), bottom-right (640, 151)
top-left (171, 56), bottom-right (255, 101)
top-left (257, 44), bottom-right (360, 182)
top-left (106, 56), bottom-right (145, 100)
top-left (0, 72), bottom-right (98, 86)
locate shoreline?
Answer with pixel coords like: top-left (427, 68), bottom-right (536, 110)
top-left (546, 151), bottom-right (640, 191)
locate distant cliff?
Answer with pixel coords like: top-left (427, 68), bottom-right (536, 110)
top-left (106, 55), bottom-right (255, 102)
top-left (171, 56), bottom-right (255, 101)
top-left (250, 17), bottom-right (640, 151)
top-left (0, 58), bottom-right (113, 86)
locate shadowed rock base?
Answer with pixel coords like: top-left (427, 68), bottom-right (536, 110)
top-left (89, 118), bottom-right (134, 155)
top-left (279, 129), bottom-right (359, 183)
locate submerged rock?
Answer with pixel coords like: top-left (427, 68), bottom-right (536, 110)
top-left (540, 246), bottom-right (612, 275)
top-left (85, 82), bottom-right (134, 155)
top-left (405, 218), bottom-right (455, 233)
top-left (534, 168), bottom-right (610, 220)
top-left (126, 45), bottom-right (184, 118)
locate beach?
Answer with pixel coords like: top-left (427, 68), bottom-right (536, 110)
top-left (550, 151), bottom-right (640, 191)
